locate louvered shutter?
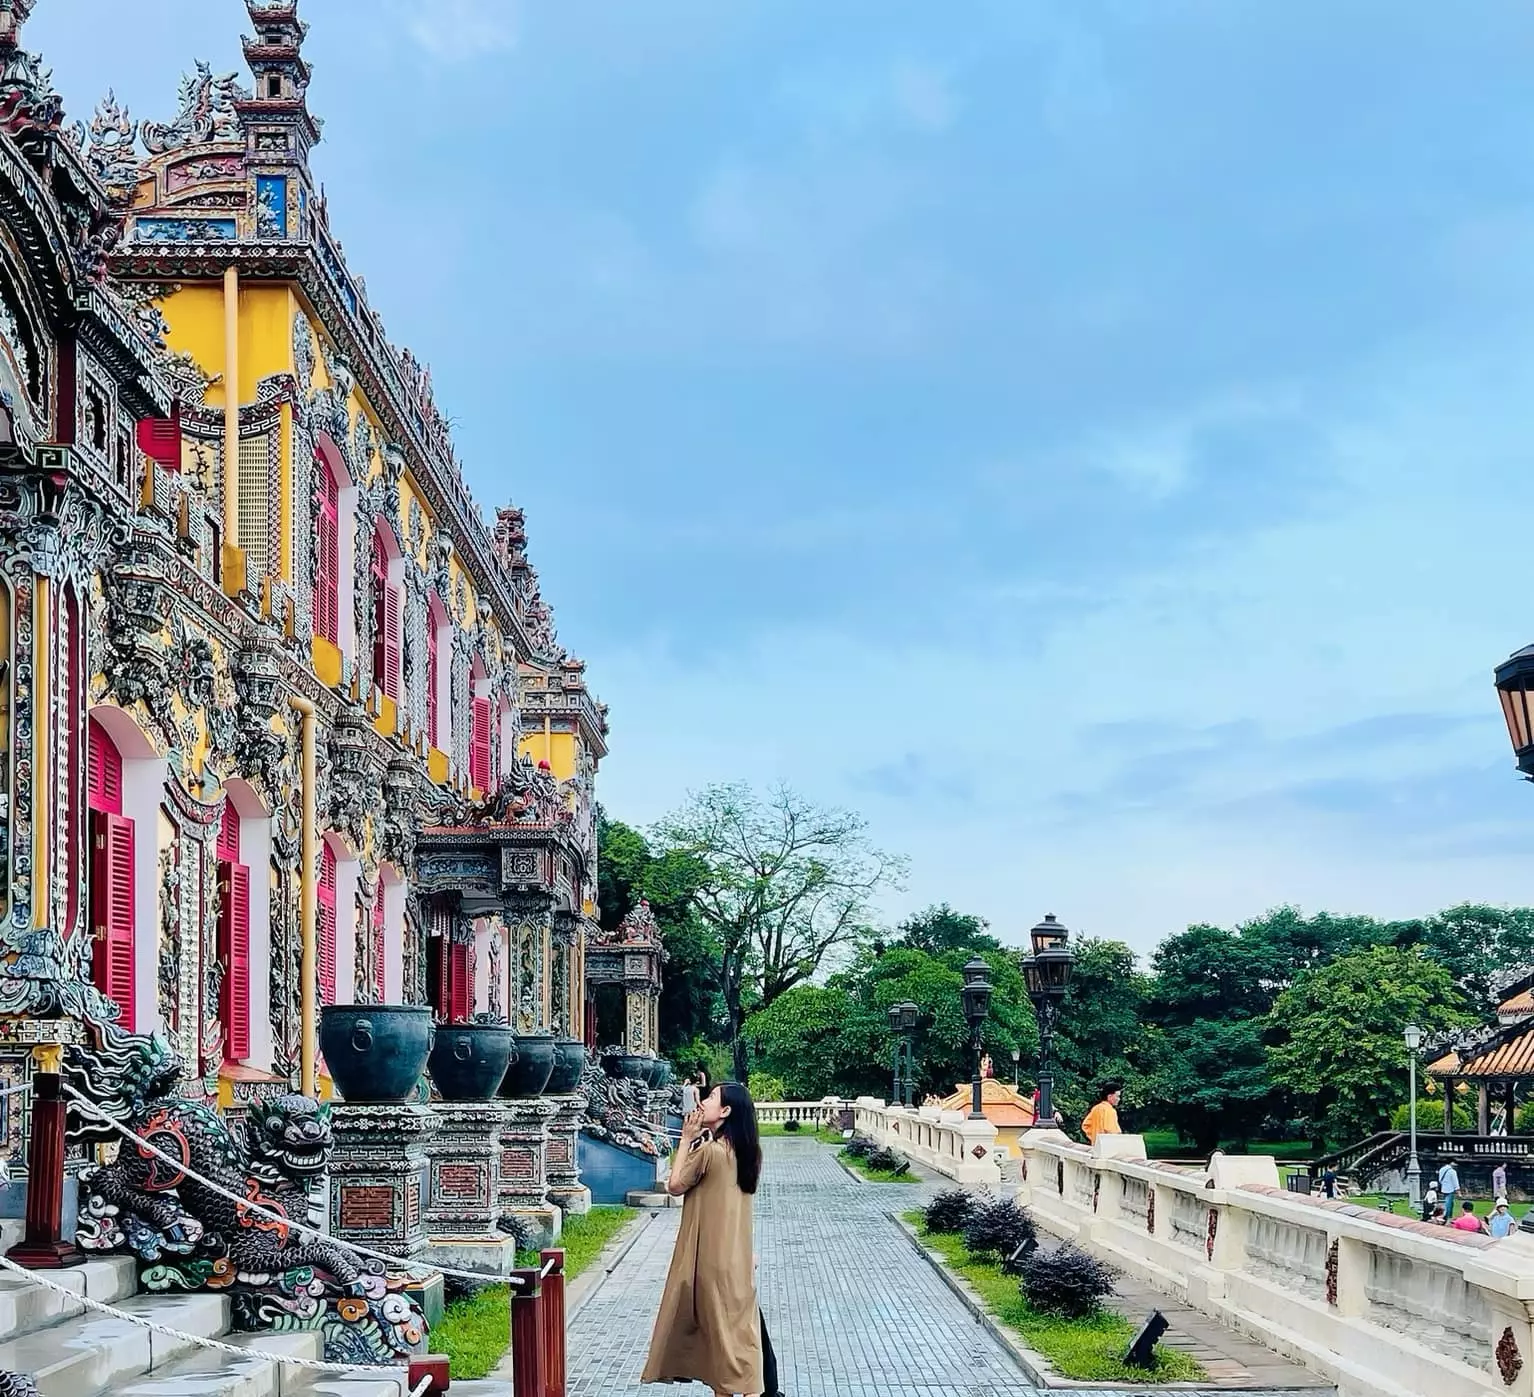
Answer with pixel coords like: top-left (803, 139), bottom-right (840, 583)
top-left (449, 941), bottom-right (471, 1023)
top-left (318, 844), bottom-right (337, 1005)
top-left (370, 533), bottom-right (388, 689)
top-left (217, 802), bottom-right (239, 861)
top-left (315, 460), bottom-right (339, 645)
top-left (219, 860), bottom-right (251, 1059)
top-left (88, 720), bottom-right (122, 814)
top-left (383, 586), bottom-right (401, 704)
top-left (92, 810), bottom-right (136, 1031)
top-left (470, 696), bottom-right (491, 792)
top-left (372, 896), bottom-right (386, 1000)
top-left (426, 620), bottom-right (439, 748)
top-left (433, 929), bottom-right (451, 1019)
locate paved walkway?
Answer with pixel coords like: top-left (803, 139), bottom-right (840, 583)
top-left (563, 1140), bottom-right (1328, 1397)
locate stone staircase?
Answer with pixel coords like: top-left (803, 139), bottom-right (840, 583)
top-left (0, 1222), bottom-right (408, 1397)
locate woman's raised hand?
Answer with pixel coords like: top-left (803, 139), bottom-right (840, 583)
top-left (680, 1107), bottom-right (705, 1143)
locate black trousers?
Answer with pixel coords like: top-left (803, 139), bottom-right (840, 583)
top-left (760, 1309), bottom-right (781, 1395)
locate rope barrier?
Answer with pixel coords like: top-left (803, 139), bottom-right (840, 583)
top-left (539, 1255), bottom-right (558, 1280)
top-left (61, 1084), bottom-right (529, 1289)
top-left (0, 1249), bottom-right (409, 1376)
top-left (0, 1081), bottom-right (33, 1101)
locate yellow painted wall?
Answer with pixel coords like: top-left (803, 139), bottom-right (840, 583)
top-left (311, 637), bottom-right (342, 690)
top-left (239, 285), bottom-right (296, 399)
top-left (161, 285), bottom-right (229, 408)
top-left (520, 729), bottom-right (576, 782)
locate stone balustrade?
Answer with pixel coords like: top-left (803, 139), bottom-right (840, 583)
top-left (849, 1097), bottom-right (1003, 1186)
top-left (755, 1099), bottom-right (844, 1128)
top-left (1015, 1128), bottom-right (1534, 1397)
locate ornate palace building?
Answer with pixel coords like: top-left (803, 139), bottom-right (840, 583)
top-left (0, 0), bottom-right (606, 1131)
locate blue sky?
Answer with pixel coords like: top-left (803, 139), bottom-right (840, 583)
top-left (35, 1), bottom-right (1534, 953)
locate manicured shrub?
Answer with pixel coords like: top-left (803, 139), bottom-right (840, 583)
top-left (1018, 1243), bottom-right (1117, 1317)
top-left (748, 1071), bottom-right (788, 1102)
top-left (964, 1197), bottom-right (1037, 1260)
top-left (923, 1188), bottom-right (979, 1234)
top-left (844, 1134), bottom-right (874, 1159)
top-left (867, 1146), bottom-right (910, 1176)
top-left (782, 1117), bottom-right (802, 1133)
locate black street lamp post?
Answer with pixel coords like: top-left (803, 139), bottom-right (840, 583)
top-left (960, 958), bottom-right (994, 1121)
top-left (895, 1001), bottom-right (919, 1106)
top-left (1021, 913), bottom-right (1076, 1125)
top-left (888, 1004), bottom-right (904, 1105)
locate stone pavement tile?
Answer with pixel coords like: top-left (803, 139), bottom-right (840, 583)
top-left (563, 1139), bottom-right (1327, 1396)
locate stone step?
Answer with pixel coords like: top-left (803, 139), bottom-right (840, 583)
top-left (0, 1291), bottom-right (229, 1397)
top-left (296, 1378), bottom-right (410, 1397)
top-left (624, 1190), bottom-right (678, 1209)
top-left (0, 1255), bottom-right (138, 1345)
top-left (116, 1331), bottom-right (324, 1397)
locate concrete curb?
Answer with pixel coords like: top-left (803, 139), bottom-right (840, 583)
top-left (892, 1215), bottom-right (1322, 1392)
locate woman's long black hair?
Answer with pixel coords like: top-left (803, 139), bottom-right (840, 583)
top-left (716, 1081), bottom-right (762, 1195)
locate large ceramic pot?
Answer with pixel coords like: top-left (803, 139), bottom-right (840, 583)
top-left (642, 1056), bottom-right (665, 1089)
top-left (602, 1051), bottom-right (653, 1082)
top-left (500, 1032), bottom-right (557, 1098)
top-left (545, 1038), bottom-right (588, 1095)
top-left (429, 1022), bottom-right (515, 1101)
top-left (320, 1004), bottom-right (434, 1103)
top-left (654, 1060), bottom-right (674, 1089)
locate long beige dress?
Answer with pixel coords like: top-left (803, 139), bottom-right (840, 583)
top-left (642, 1135), bottom-right (764, 1394)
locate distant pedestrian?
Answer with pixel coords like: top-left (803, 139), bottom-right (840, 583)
top-left (1321, 1167), bottom-right (1337, 1200)
top-left (1082, 1084), bottom-right (1123, 1146)
top-left (1451, 1200), bottom-right (1487, 1234)
top-left (1423, 1183), bottom-right (1438, 1222)
top-left (1490, 1198), bottom-right (1517, 1239)
top-left (1437, 1161), bottom-right (1460, 1218)
top-left (1429, 1205), bottom-right (1446, 1224)
top-left (680, 1075), bottom-right (700, 1117)
top-left (1493, 1163), bottom-right (1509, 1200)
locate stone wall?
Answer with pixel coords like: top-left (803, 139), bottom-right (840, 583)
top-left (1013, 1129), bottom-right (1534, 1397)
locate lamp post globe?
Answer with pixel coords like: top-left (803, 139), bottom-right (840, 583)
top-left (960, 957), bottom-right (994, 1121)
top-left (1496, 645), bottom-right (1534, 777)
top-left (1404, 1024), bottom-right (1423, 1209)
top-left (1021, 914), bottom-right (1075, 1126)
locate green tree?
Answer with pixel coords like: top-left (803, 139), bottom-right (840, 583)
top-left (1139, 1019), bottom-right (1278, 1154)
top-left (1414, 904), bottom-right (1534, 1014)
top-left (745, 984), bottom-right (885, 1099)
top-left (1268, 945), bottom-right (1469, 1145)
top-left (597, 813), bottom-right (722, 1056)
top-left (1050, 938), bottom-right (1147, 1105)
top-left (652, 783), bottom-right (904, 1081)
top-left (893, 904), bottom-right (1000, 956)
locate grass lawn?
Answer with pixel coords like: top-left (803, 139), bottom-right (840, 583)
top-left (838, 1147), bottom-right (918, 1183)
top-left (905, 1212), bottom-right (1205, 1384)
top-left (1349, 1193), bottom-right (1532, 1222)
top-left (759, 1121), bottom-right (840, 1141)
top-left (1141, 1129), bottom-right (1313, 1162)
top-left (430, 1206), bottom-right (639, 1379)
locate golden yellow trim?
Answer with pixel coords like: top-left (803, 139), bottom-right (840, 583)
top-left (221, 267), bottom-right (241, 595)
top-left (33, 1043), bottom-right (63, 1074)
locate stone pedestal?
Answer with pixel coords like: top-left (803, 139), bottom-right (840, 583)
top-left (545, 1094), bottom-right (591, 1216)
top-left (328, 1102), bottom-right (439, 1264)
top-left (498, 1098), bottom-right (561, 1248)
top-left (422, 1102), bottom-right (519, 1275)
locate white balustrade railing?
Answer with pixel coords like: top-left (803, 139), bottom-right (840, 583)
top-left (1015, 1128), bottom-right (1534, 1397)
top-left (755, 1099), bottom-right (846, 1128)
top-left (846, 1096), bottom-right (1002, 1185)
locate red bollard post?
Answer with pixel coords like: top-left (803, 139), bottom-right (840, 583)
top-left (8, 1046), bottom-right (81, 1269)
top-left (510, 1268), bottom-right (544, 1397)
top-left (540, 1249), bottom-right (566, 1397)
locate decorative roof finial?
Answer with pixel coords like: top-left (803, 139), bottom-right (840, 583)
top-left (237, 0), bottom-right (321, 165)
top-left (0, 0), bottom-right (61, 137)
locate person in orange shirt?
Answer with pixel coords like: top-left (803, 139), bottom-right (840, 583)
top-left (1082, 1084), bottom-right (1123, 1145)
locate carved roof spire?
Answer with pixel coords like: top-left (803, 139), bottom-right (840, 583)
top-left (237, 0), bottom-right (320, 164)
top-left (0, 0), bottom-right (61, 136)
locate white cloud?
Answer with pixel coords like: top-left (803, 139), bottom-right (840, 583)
top-left (399, 0), bottom-right (517, 62)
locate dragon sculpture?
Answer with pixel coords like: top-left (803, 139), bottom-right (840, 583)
top-left (579, 1055), bottom-right (670, 1158)
top-left (0, 1374), bottom-right (36, 1397)
top-left (75, 1032), bottom-right (426, 1363)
